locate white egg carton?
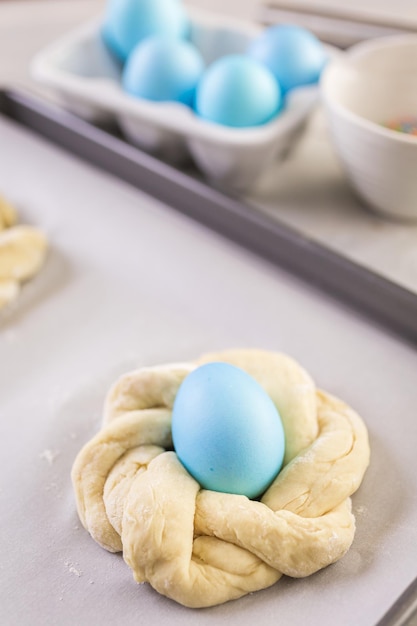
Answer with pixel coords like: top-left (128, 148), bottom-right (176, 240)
top-left (31, 7), bottom-right (320, 191)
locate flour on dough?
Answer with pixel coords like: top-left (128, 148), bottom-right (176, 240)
top-left (72, 349), bottom-right (370, 608)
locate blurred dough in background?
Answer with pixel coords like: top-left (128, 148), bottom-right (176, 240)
top-left (0, 196), bottom-right (48, 310)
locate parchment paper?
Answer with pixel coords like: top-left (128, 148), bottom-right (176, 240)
top-left (1, 116), bottom-right (417, 626)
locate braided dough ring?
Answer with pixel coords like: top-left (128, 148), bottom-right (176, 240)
top-left (0, 196), bottom-right (48, 309)
top-left (72, 349), bottom-right (370, 608)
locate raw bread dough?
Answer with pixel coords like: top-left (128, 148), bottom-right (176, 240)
top-left (0, 196), bottom-right (48, 309)
top-left (72, 349), bottom-right (370, 608)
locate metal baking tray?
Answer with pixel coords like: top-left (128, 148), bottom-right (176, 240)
top-left (259, 1), bottom-right (417, 48)
top-left (1, 89), bottom-right (416, 347)
top-left (1, 88), bottom-right (417, 626)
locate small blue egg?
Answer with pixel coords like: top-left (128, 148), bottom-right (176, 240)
top-left (248, 24), bottom-right (328, 93)
top-left (172, 362), bottom-right (285, 498)
top-left (195, 55), bottom-right (282, 128)
top-left (122, 37), bottom-right (205, 105)
top-left (102, 0), bottom-right (188, 62)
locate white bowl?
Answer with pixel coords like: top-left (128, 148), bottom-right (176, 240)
top-left (31, 7), bottom-right (321, 192)
top-left (321, 35), bottom-right (417, 221)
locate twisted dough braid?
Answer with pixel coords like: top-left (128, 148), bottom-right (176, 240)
top-left (72, 350), bottom-right (370, 608)
top-left (0, 196), bottom-right (48, 309)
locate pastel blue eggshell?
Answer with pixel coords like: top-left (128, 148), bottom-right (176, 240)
top-left (102, 0), bottom-right (188, 62)
top-left (248, 24), bottom-right (328, 93)
top-left (171, 362), bottom-right (285, 499)
top-left (122, 37), bottom-right (205, 105)
top-left (195, 55), bottom-right (282, 128)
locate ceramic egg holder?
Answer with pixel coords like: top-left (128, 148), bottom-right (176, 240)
top-left (31, 8), bottom-right (321, 191)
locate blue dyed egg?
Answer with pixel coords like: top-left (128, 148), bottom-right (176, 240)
top-left (102, 0), bottom-right (188, 62)
top-left (172, 362), bottom-right (285, 498)
top-left (248, 25), bottom-right (328, 93)
top-left (122, 37), bottom-right (205, 106)
top-left (195, 55), bottom-right (282, 128)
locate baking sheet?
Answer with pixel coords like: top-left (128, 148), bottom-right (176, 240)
top-left (1, 110), bottom-right (417, 626)
top-left (258, 1), bottom-right (417, 47)
top-left (2, 91), bottom-right (417, 346)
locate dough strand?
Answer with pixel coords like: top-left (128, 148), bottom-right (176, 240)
top-left (72, 349), bottom-right (370, 607)
top-left (0, 196), bottom-right (48, 310)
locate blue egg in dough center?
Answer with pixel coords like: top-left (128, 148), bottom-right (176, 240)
top-left (171, 362), bottom-right (285, 499)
